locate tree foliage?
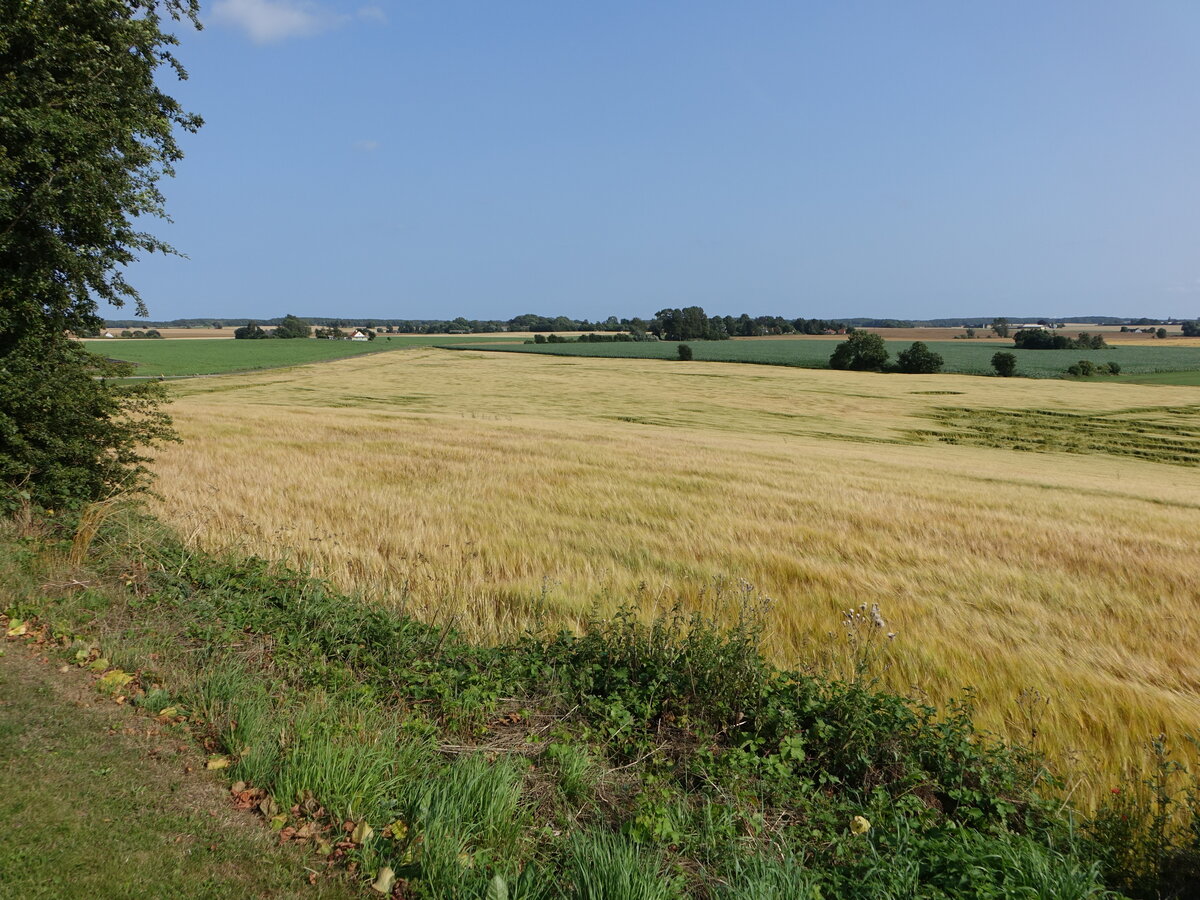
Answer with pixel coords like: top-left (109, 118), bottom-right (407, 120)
top-left (991, 352), bottom-right (1017, 377)
top-left (1013, 329), bottom-right (1107, 350)
top-left (0, 340), bottom-right (175, 509)
top-left (0, 0), bottom-right (199, 509)
top-left (829, 332), bottom-right (889, 371)
top-left (895, 341), bottom-right (944, 374)
top-left (233, 322), bottom-right (268, 340)
top-left (272, 314), bottom-right (312, 339)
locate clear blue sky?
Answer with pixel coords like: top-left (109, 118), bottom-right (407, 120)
top-left (120, 0), bottom-right (1200, 322)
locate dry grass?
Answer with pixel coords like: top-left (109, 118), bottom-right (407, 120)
top-left (150, 349), bottom-right (1200, 802)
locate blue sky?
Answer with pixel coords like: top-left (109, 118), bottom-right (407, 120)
top-left (122, 1), bottom-right (1200, 322)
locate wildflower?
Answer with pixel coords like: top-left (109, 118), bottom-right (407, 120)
top-left (850, 815), bottom-right (871, 835)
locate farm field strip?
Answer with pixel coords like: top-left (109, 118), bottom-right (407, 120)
top-left (82, 334), bottom-right (511, 376)
top-left (151, 349), bottom-right (1200, 800)
top-left (454, 336), bottom-right (1200, 378)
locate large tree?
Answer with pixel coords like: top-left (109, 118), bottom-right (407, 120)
top-left (0, 0), bottom-right (200, 509)
top-left (828, 331), bottom-right (889, 371)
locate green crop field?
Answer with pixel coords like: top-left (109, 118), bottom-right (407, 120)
top-left (457, 337), bottom-right (1200, 378)
top-left (1116, 369), bottom-right (1200, 386)
top-left (83, 335), bottom-right (509, 376)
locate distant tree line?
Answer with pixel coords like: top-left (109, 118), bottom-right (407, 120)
top-left (116, 329), bottom-right (162, 339)
top-left (233, 315), bottom-right (312, 340)
top-left (107, 313), bottom-right (1196, 331)
top-left (1012, 329), bottom-right (1107, 350)
top-left (202, 309), bottom-right (852, 342)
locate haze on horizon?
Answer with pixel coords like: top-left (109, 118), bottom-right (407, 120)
top-left (121, 0), bottom-right (1200, 324)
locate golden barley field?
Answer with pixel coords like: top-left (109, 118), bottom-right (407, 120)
top-left (151, 348), bottom-right (1200, 801)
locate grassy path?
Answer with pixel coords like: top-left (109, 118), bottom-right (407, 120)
top-left (0, 643), bottom-right (360, 899)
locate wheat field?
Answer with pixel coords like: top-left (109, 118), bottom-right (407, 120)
top-left (150, 348), bottom-right (1200, 800)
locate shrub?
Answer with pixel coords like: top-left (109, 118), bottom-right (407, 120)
top-left (233, 322), bottom-right (268, 340)
top-left (272, 314), bottom-right (311, 339)
top-left (991, 352), bottom-right (1017, 377)
top-left (677, 344), bottom-right (693, 361)
top-left (829, 331), bottom-right (889, 371)
top-left (533, 333), bottom-right (546, 344)
top-left (895, 341), bottom-right (944, 374)
top-left (0, 339), bottom-right (175, 510)
top-left (1013, 329), bottom-right (1107, 350)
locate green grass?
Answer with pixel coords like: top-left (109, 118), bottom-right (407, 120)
top-left (83, 335), bottom-right (510, 377)
top-left (455, 337), bottom-right (1200, 378)
top-left (0, 648), bottom-right (357, 899)
top-left (1116, 369), bottom-right (1200, 386)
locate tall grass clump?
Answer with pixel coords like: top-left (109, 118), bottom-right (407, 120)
top-left (271, 700), bottom-right (431, 824)
top-left (565, 831), bottom-right (678, 900)
top-left (400, 754), bottom-right (530, 896)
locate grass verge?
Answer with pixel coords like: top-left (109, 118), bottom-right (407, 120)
top-left (3, 505), bottom-right (1198, 898)
top-left (0, 635), bottom-right (359, 898)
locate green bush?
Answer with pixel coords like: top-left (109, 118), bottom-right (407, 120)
top-left (0, 338), bottom-right (175, 510)
top-left (829, 331), bottom-right (889, 371)
top-left (677, 344), bottom-right (693, 361)
top-left (895, 341), bottom-right (944, 374)
top-left (272, 314), bottom-right (311, 339)
top-left (992, 351), bottom-right (1018, 377)
top-left (233, 322), bottom-right (268, 340)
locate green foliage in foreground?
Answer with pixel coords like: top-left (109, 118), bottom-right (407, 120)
top-left (5, 509), bottom-right (1198, 898)
top-left (0, 340), bottom-right (175, 511)
top-left (457, 338), bottom-right (1200, 378)
top-left (1, 0), bottom-right (199, 511)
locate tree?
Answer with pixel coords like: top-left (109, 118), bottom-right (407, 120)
top-left (234, 322), bottom-right (268, 340)
top-left (1156, 327), bottom-right (1168, 339)
top-left (1, 0), bottom-right (199, 510)
top-left (895, 341), bottom-right (944, 374)
top-left (1182, 320), bottom-right (1200, 337)
top-left (273, 314), bottom-right (311, 339)
top-left (991, 352), bottom-right (1017, 377)
top-left (677, 343), bottom-right (693, 361)
top-left (829, 332), bottom-right (889, 371)
top-left (990, 318), bottom-right (1011, 338)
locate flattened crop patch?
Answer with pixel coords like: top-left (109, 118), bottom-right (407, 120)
top-left (914, 404), bottom-right (1200, 466)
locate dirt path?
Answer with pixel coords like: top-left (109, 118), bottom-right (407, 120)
top-left (0, 642), bottom-right (361, 899)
